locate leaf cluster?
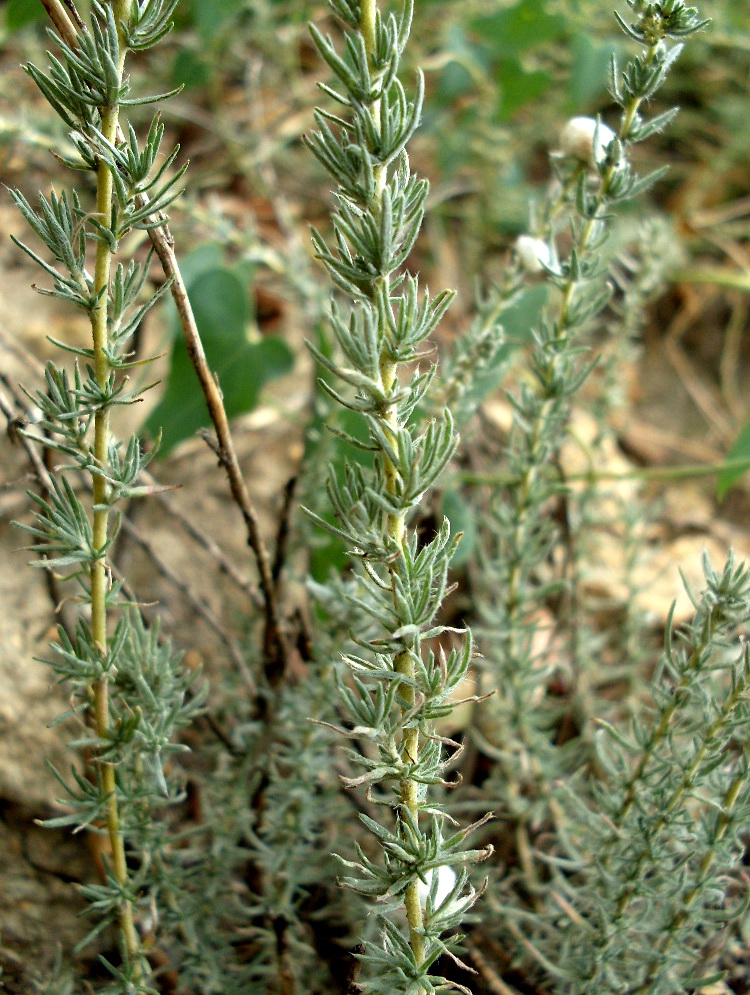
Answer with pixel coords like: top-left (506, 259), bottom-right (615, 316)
top-left (496, 556), bottom-right (750, 994)
top-left (305, 0), bottom-right (487, 988)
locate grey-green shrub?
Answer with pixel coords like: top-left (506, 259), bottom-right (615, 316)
top-left (7, 1), bottom-right (750, 993)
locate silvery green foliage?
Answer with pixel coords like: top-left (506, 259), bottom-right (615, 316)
top-left (153, 676), bottom-right (352, 995)
top-left (496, 554), bottom-right (750, 994)
top-left (240, 683), bottom-right (357, 993)
top-left (11, 1), bottom-right (200, 990)
top-left (305, 0), bottom-right (488, 990)
top-left (471, 3), bottom-right (750, 988)
top-left (474, 0), bottom-right (709, 822)
top-left (562, 219), bottom-right (680, 701)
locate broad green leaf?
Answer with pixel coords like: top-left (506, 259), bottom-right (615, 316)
top-left (175, 244), bottom-right (224, 285)
top-left (172, 49), bottom-right (210, 91)
top-left (718, 420), bottom-right (750, 498)
top-left (188, 0), bottom-right (245, 40)
top-left (145, 267), bottom-right (294, 454)
top-left (469, 0), bottom-right (565, 59)
top-left (432, 24), bottom-right (486, 105)
top-left (6, 0), bottom-right (45, 31)
top-left (567, 34), bottom-right (617, 111)
top-left (158, 243), bottom-right (223, 334)
top-left (498, 58), bottom-right (552, 121)
top-left (435, 60), bottom-right (476, 106)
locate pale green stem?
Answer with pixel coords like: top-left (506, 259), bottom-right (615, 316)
top-left (89, 0), bottom-right (142, 974)
top-left (632, 766), bottom-right (746, 995)
top-left (360, 0), bottom-right (426, 969)
top-left (610, 660), bottom-right (749, 924)
top-left (557, 41), bottom-right (660, 338)
top-left (459, 455), bottom-right (750, 487)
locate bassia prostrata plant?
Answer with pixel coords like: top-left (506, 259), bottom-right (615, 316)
top-left (5, 0), bottom-right (750, 991)
top-left (304, 0), bottom-right (491, 990)
top-left (465, 2), bottom-right (750, 991)
top-left (10, 0), bottom-right (204, 989)
top-left (473, 0), bottom-right (711, 828)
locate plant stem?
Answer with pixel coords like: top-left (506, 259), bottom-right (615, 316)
top-left (40, 0), bottom-right (288, 687)
top-left (460, 455), bottom-right (750, 487)
top-left (360, 0), bottom-right (425, 968)
top-left (558, 43), bottom-right (659, 337)
top-left (89, 0), bottom-right (140, 971)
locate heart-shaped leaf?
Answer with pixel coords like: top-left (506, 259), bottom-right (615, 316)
top-left (145, 265), bottom-right (294, 454)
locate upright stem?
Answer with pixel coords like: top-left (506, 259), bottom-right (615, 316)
top-left (39, 0), bottom-right (287, 688)
top-left (89, 0), bottom-right (141, 971)
top-left (360, 0), bottom-right (425, 969)
top-left (557, 41), bottom-right (659, 338)
top-left (359, 0), bottom-right (377, 60)
top-left (632, 766), bottom-right (746, 995)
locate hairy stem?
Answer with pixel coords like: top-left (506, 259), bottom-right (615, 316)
top-left (361, 0), bottom-right (425, 967)
top-left (39, 0), bottom-right (288, 687)
top-left (89, 0), bottom-right (140, 971)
